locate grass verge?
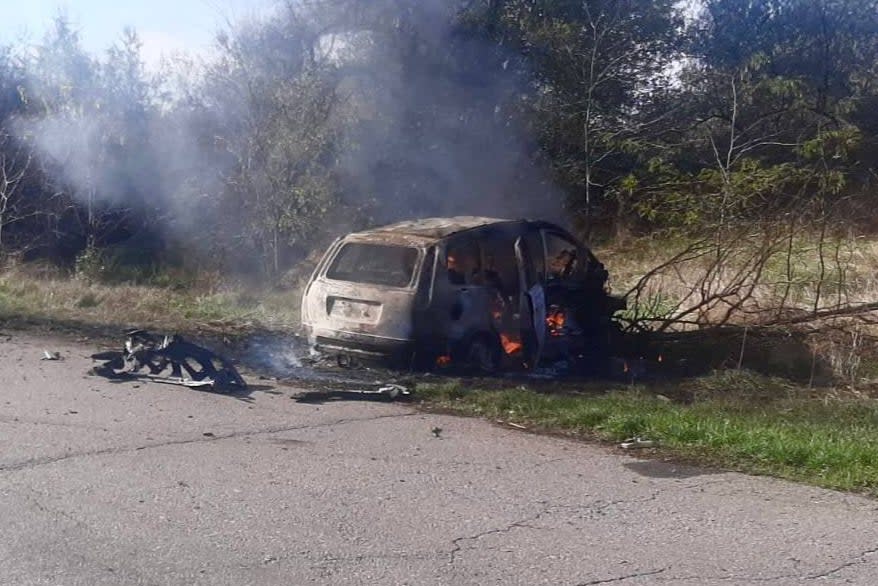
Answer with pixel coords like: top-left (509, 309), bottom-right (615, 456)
top-left (417, 370), bottom-right (878, 496)
top-left (0, 264), bottom-right (303, 337)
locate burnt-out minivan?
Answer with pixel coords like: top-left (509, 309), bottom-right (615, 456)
top-left (301, 217), bottom-right (624, 373)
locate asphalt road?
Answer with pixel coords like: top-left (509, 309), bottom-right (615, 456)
top-left (1, 331), bottom-right (877, 585)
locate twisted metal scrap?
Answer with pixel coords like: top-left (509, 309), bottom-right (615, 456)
top-left (92, 329), bottom-right (246, 390)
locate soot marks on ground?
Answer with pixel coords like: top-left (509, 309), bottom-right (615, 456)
top-left (624, 460), bottom-right (718, 480)
top-left (294, 387), bottom-right (414, 405)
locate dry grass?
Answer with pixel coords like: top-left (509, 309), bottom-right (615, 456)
top-left (0, 262), bottom-right (303, 336)
top-left (598, 233), bottom-right (878, 318)
top-left (604, 235), bottom-right (877, 299)
top-left (595, 232), bottom-right (878, 387)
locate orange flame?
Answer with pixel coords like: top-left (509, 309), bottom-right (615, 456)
top-left (546, 308), bottom-right (566, 335)
top-left (436, 354), bottom-right (452, 367)
top-left (500, 333), bottom-right (523, 355)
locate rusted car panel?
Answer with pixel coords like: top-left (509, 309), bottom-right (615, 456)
top-left (301, 216), bottom-right (622, 372)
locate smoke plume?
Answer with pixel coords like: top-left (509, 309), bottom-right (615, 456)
top-left (11, 1), bottom-right (566, 268)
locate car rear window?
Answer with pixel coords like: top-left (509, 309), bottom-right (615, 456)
top-left (326, 242), bottom-right (420, 287)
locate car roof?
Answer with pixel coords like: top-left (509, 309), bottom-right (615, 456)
top-left (343, 216), bottom-right (568, 246)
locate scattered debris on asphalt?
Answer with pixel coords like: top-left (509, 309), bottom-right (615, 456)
top-left (294, 383), bottom-right (412, 403)
top-left (90, 329), bottom-right (246, 391)
top-left (620, 437), bottom-right (655, 449)
top-left (377, 383), bottom-right (409, 398)
top-left (333, 385), bottom-right (411, 399)
top-left (431, 426), bottom-right (443, 438)
top-left (41, 350), bottom-right (62, 361)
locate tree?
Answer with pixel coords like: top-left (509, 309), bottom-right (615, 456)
top-left (0, 45), bottom-right (29, 252)
top-left (200, 7), bottom-right (344, 276)
top-left (0, 133), bottom-right (32, 251)
top-left (625, 0), bottom-right (878, 231)
top-left (468, 0), bottom-right (683, 235)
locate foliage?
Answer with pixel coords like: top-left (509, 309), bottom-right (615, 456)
top-left (0, 0), bottom-right (876, 277)
top-left (73, 245), bottom-right (105, 282)
top-left (479, 0), bottom-right (683, 234)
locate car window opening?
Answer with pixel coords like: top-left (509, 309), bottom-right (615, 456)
top-left (326, 243), bottom-right (419, 287)
top-left (545, 233), bottom-right (580, 281)
top-left (445, 240), bottom-right (481, 285)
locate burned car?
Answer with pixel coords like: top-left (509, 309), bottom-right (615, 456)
top-left (301, 217), bottom-right (624, 373)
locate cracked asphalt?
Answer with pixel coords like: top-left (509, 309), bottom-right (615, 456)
top-left (2, 332), bottom-right (878, 585)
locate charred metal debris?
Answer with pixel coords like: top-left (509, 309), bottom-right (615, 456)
top-left (91, 329), bottom-right (247, 390)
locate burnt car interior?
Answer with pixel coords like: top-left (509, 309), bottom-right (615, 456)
top-left (428, 224), bottom-right (615, 373)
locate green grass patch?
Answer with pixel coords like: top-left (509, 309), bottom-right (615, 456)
top-left (418, 371), bottom-right (878, 495)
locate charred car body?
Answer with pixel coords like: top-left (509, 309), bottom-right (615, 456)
top-left (301, 217), bottom-right (624, 373)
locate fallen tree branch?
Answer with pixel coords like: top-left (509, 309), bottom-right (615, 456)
top-left (759, 301), bottom-right (878, 327)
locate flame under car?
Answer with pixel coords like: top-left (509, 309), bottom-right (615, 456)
top-left (301, 217), bottom-right (624, 373)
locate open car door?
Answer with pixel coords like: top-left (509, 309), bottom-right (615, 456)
top-left (515, 236), bottom-right (545, 369)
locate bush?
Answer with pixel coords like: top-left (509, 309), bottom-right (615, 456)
top-left (74, 246), bottom-right (106, 283)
